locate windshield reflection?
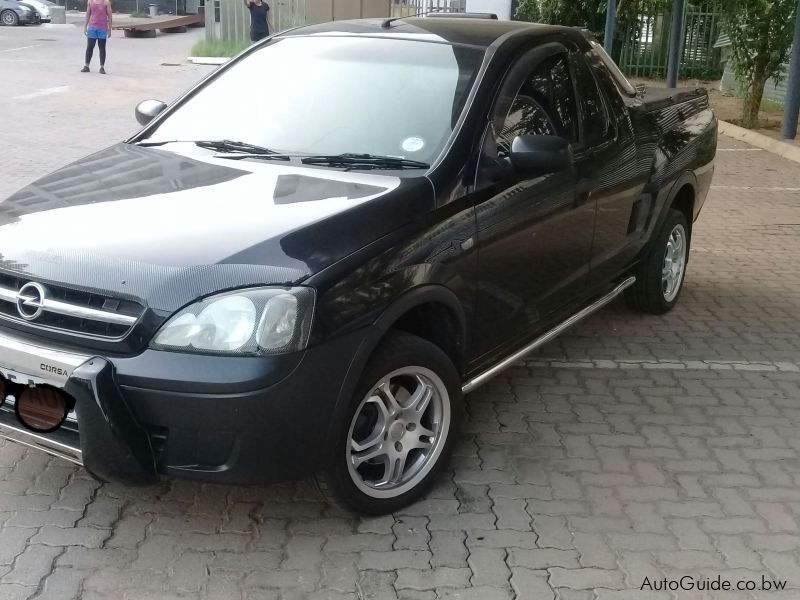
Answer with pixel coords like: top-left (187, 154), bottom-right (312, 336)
top-left (143, 36), bottom-right (484, 165)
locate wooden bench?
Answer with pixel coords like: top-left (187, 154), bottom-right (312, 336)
top-left (113, 14), bottom-right (203, 38)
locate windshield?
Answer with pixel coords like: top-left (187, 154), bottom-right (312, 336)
top-left (142, 36), bottom-right (485, 165)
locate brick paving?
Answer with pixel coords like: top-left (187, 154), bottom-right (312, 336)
top-left (2, 26), bottom-right (800, 600)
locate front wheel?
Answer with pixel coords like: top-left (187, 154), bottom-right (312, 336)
top-left (316, 331), bottom-right (463, 514)
top-left (1, 10), bottom-right (20, 26)
top-left (626, 207), bottom-right (691, 314)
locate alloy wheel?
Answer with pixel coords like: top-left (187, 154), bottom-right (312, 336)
top-left (662, 223), bottom-right (687, 302)
top-left (346, 366), bottom-right (450, 499)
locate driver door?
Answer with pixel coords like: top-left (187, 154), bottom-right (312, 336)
top-left (471, 44), bottom-right (597, 363)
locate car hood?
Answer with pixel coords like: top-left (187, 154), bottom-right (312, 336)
top-left (0, 143), bottom-right (433, 312)
top-left (22, 1), bottom-right (47, 12)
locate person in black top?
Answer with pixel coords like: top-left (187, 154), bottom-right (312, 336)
top-left (244, 0), bottom-right (270, 42)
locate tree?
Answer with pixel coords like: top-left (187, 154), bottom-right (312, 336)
top-left (537, 0), bottom-right (606, 34)
top-left (514, 0), bottom-right (673, 41)
top-left (718, 0), bottom-right (797, 128)
top-left (515, 0), bottom-right (540, 22)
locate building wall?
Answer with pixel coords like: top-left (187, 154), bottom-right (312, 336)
top-left (721, 61), bottom-right (788, 106)
top-left (465, 0), bottom-right (511, 19)
top-left (306, 0), bottom-right (391, 24)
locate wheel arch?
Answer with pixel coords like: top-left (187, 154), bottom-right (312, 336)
top-left (669, 179), bottom-right (697, 226)
top-left (652, 170), bottom-right (697, 237)
top-left (320, 284), bottom-right (469, 465)
top-left (346, 284), bottom-right (468, 387)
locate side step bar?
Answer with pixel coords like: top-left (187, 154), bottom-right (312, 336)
top-left (462, 277), bottom-right (636, 394)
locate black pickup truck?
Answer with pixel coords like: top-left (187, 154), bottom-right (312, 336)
top-left (0, 15), bottom-right (716, 513)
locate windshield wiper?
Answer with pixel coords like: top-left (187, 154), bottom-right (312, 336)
top-left (300, 153), bottom-right (430, 170)
top-left (134, 140), bottom-right (177, 147)
top-left (194, 140), bottom-right (280, 155)
top-left (133, 139), bottom-right (281, 155)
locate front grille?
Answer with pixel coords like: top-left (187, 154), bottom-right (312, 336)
top-left (0, 273), bottom-right (143, 340)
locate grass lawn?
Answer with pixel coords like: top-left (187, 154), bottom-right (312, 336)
top-left (191, 39), bottom-right (251, 57)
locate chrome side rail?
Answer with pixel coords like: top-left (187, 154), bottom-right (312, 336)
top-left (462, 277), bottom-right (636, 394)
top-left (0, 329), bottom-right (91, 388)
top-left (0, 412), bottom-right (83, 466)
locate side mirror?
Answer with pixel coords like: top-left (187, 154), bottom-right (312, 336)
top-left (509, 135), bottom-right (573, 174)
top-left (135, 99), bottom-right (167, 126)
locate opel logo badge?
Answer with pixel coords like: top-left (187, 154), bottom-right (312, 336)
top-left (16, 282), bottom-right (47, 321)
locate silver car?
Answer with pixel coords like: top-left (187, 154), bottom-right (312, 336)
top-left (0, 0), bottom-right (41, 24)
top-left (16, 0), bottom-right (52, 21)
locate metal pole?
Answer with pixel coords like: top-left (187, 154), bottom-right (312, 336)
top-left (782, 0), bottom-right (800, 138)
top-left (666, 0), bottom-right (686, 88)
top-left (604, 0), bottom-right (616, 54)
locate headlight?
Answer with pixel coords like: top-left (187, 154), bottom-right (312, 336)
top-left (151, 287), bottom-right (314, 355)
top-left (19, 6), bottom-right (32, 11)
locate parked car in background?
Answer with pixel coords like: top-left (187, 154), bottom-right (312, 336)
top-left (0, 15), bottom-right (716, 514)
top-left (17, 0), bottom-right (53, 22)
top-left (0, 0), bottom-right (41, 24)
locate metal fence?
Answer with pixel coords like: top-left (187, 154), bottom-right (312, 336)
top-left (208, 0), bottom-right (398, 42)
top-left (391, 0), bottom-right (466, 17)
top-left (617, 1), bottom-right (723, 80)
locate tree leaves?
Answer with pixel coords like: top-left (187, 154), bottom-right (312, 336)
top-left (515, 0), bottom-right (676, 37)
top-left (715, 0), bottom-right (797, 126)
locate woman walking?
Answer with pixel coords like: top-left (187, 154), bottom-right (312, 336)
top-left (244, 0), bottom-right (270, 43)
top-left (82, 0), bottom-right (112, 74)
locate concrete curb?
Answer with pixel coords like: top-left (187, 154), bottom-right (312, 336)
top-left (718, 120), bottom-right (800, 164)
top-left (187, 56), bottom-right (229, 65)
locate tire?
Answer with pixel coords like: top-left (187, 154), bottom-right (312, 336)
top-left (83, 464), bottom-right (109, 484)
top-left (1, 10), bottom-right (19, 26)
top-left (626, 207), bottom-right (691, 315)
top-left (316, 331), bottom-right (463, 514)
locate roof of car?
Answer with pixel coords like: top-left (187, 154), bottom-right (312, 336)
top-left (281, 17), bottom-right (582, 49)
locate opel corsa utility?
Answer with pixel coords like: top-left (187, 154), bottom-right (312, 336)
top-left (0, 16), bottom-right (716, 514)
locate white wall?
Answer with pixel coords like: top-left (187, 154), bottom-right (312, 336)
top-left (465, 0), bottom-right (511, 19)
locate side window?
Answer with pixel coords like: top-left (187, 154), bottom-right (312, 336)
top-left (585, 50), bottom-right (628, 118)
top-left (490, 52), bottom-right (579, 158)
top-left (570, 53), bottom-right (611, 148)
top-left (524, 54), bottom-right (578, 143)
top-left (495, 97), bottom-right (557, 157)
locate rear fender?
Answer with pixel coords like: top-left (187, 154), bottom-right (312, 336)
top-left (648, 170), bottom-right (697, 242)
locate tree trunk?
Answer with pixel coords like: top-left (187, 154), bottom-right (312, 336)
top-left (742, 69), bottom-right (768, 129)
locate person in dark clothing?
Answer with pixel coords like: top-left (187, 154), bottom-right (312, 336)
top-left (245, 0), bottom-right (270, 42)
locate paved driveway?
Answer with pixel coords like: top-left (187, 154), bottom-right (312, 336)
top-left (2, 24), bottom-right (800, 600)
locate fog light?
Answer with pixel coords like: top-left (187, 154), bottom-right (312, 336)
top-left (16, 387), bottom-right (69, 433)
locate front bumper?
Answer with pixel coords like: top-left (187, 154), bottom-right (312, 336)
top-left (0, 328), bottom-right (363, 485)
top-left (19, 12), bottom-right (41, 24)
top-left (0, 330), bottom-right (86, 464)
